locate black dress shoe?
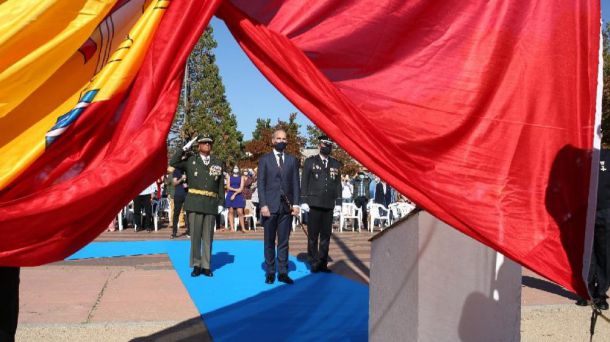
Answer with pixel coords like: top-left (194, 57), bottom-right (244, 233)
top-left (201, 268), bottom-right (213, 277)
top-left (278, 273), bottom-right (294, 285)
top-left (191, 266), bottom-right (201, 277)
top-left (594, 298), bottom-right (609, 310)
top-left (319, 266), bottom-right (332, 273)
top-left (265, 274), bottom-right (275, 284)
top-left (575, 298), bottom-right (588, 306)
top-left (310, 265), bottom-right (320, 273)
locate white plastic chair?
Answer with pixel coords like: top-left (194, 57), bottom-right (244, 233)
top-left (244, 200), bottom-right (257, 231)
top-left (397, 202), bottom-right (416, 218)
top-left (153, 198), bottom-right (171, 231)
top-left (292, 204), bottom-right (306, 232)
top-left (388, 203), bottom-right (401, 224)
top-left (222, 208), bottom-right (234, 231)
top-left (368, 203), bottom-right (391, 233)
top-left (339, 202), bottom-right (362, 232)
top-left (117, 201), bottom-right (134, 232)
top-left (332, 205), bottom-right (342, 232)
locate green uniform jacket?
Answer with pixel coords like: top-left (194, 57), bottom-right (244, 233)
top-left (170, 150), bottom-right (224, 214)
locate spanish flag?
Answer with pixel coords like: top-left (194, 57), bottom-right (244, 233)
top-left (0, 0), bottom-right (601, 300)
top-left (0, 0), bottom-right (221, 265)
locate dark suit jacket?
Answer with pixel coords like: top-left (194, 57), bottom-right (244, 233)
top-left (257, 151), bottom-right (300, 213)
top-left (374, 183), bottom-right (392, 207)
top-left (301, 155), bottom-right (342, 209)
top-left (352, 177), bottom-right (371, 200)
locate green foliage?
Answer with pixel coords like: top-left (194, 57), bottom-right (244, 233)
top-left (305, 125), bottom-right (361, 176)
top-left (168, 27), bottom-right (243, 166)
top-left (243, 113), bottom-right (306, 169)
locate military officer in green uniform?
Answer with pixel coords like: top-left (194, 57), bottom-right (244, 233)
top-left (170, 134), bottom-right (224, 277)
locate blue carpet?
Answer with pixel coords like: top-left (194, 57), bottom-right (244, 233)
top-left (68, 240), bottom-right (368, 341)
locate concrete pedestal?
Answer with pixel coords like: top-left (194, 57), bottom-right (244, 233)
top-left (370, 210), bottom-right (521, 341)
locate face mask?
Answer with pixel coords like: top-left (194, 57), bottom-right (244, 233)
top-left (233, 169), bottom-right (239, 174)
top-left (320, 145), bottom-right (332, 156)
top-left (359, 174), bottom-right (364, 179)
top-left (274, 142), bottom-right (287, 152)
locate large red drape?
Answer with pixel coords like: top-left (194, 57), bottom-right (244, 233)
top-left (0, 0), bottom-right (600, 299)
top-left (216, 0), bottom-right (600, 297)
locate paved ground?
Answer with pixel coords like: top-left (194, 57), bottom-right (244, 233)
top-left (15, 222), bottom-right (610, 341)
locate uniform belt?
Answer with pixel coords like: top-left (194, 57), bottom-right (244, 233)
top-left (189, 188), bottom-right (218, 198)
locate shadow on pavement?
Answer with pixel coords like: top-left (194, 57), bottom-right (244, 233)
top-left (130, 316), bottom-right (212, 342)
top-left (203, 272), bottom-right (368, 341)
top-left (331, 234), bottom-right (370, 278)
top-left (210, 252), bottom-right (234, 272)
top-left (521, 275), bottom-right (579, 301)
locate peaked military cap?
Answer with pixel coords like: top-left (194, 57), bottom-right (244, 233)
top-left (318, 135), bottom-right (333, 146)
top-left (197, 134), bottom-right (214, 143)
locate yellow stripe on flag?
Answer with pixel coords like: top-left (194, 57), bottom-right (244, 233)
top-left (0, 0), bottom-right (167, 190)
top-left (0, 0), bottom-right (117, 118)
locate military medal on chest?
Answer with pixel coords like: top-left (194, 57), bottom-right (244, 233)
top-left (329, 167), bottom-right (338, 180)
top-left (602, 161), bottom-right (607, 172)
top-left (209, 164), bottom-right (222, 181)
top-left (313, 164), bottom-right (321, 179)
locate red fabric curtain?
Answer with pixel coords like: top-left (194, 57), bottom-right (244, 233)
top-left (0, 0), bottom-right (222, 266)
top-left (216, 0), bottom-right (600, 297)
top-left (0, 0), bottom-right (600, 300)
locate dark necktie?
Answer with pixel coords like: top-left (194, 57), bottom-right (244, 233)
top-left (278, 153), bottom-right (284, 169)
top-left (323, 159), bottom-right (327, 168)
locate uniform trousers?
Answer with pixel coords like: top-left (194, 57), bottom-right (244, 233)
top-left (188, 212), bottom-right (215, 269)
top-left (263, 205), bottom-right (292, 275)
top-left (133, 194), bottom-right (152, 229)
top-left (172, 195), bottom-right (188, 236)
top-left (588, 208), bottom-right (610, 299)
top-left (0, 267), bottom-right (19, 342)
top-left (307, 206), bottom-right (334, 268)
top-left (354, 196), bottom-right (369, 230)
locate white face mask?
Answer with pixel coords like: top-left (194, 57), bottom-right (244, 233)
top-left (233, 169), bottom-right (239, 174)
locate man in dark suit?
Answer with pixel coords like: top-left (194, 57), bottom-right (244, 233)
top-left (373, 180), bottom-right (393, 225)
top-left (352, 169), bottom-right (371, 231)
top-left (258, 129), bottom-right (300, 285)
top-left (374, 181), bottom-right (392, 207)
top-left (171, 134), bottom-right (224, 278)
top-left (301, 135), bottom-right (342, 273)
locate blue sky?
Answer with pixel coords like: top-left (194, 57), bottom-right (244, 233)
top-left (210, 17), bottom-right (311, 141)
top-left (213, 4), bottom-right (610, 140)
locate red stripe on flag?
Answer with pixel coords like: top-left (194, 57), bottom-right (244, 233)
top-left (0, 0), bottom-right (223, 266)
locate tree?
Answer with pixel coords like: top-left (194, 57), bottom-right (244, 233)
top-left (168, 27), bottom-right (243, 166)
top-left (242, 113), bottom-right (306, 169)
top-left (602, 23), bottom-right (610, 148)
top-left (305, 125), bottom-right (361, 176)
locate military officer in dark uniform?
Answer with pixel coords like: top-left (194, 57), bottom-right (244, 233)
top-left (301, 135), bottom-right (342, 273)
top-left (170, 134), bottom-right (224, 277)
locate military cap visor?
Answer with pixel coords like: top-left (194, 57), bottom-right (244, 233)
top-left (197, 135), bottom-right (214, 143)
top-left (318, 135), bottom-right (333, 146)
